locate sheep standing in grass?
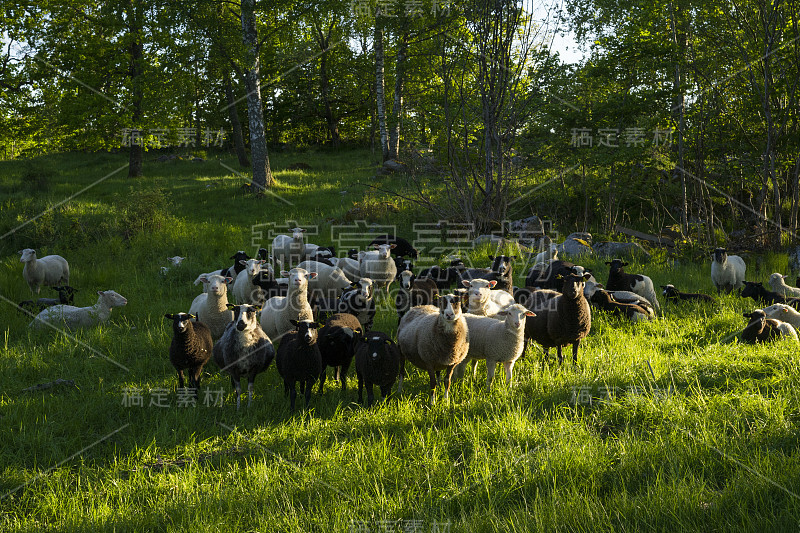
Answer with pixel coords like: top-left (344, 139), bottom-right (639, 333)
top-left (272, 227), bottom-right (306, 269)
top-left (164, 313), bottom-right (213, 392)
top-left (455, 303), bottom-right (535, 387)
top-left (213, 304), bottom-right (274, 409)
top-left (189, 274), bottom-right (234, 339)
top-left (768, 273), bottom-right (800, 298)
top-left (318, 313), bottom-right (362, 394)
top-left (525, 260), bottom-right (577, 290)
top-left (741, 309), bottom-right (798, 343)
top-left (30, 290), bottom-right (127, 330)
top-left (260, 267), bottom-right (317, 342)
top-left (337, 278), bottom-right (376, 330)
top-left (330, 256), bottom-right (362, 282)
top-left (355, 331), bottom-right (401, 407)
top-left (360, 244), bottom-right (397, 291)
top-left (605, 259), bottom-right (660, 313)
top-left (419, 258), bottom-right (466, 290)
top-left (296, 260), bottom-right (353, 301)
top-left (19, 249), bottom-right (69, 295)
top-left (397, 293), bottom-right (470, 403)
top-left (462, 279), bottom-right (515, 317)
top-left (368, 234), bottom-right (419, 258)
top-left (525, 272), bottom-right (592, 365)
top-left (395, 270), bottom-right (438, 321)
top-left (233, 259), bottom-right (270, 305)
top-left (18, 285), bottom-right (78, 314)
top-left (275, 320), bottom-right (322, 410)
top-left (711, 248), bottom-right (746, 293)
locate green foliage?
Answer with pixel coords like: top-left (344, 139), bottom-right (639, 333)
top-left (116, 186), bottom-right (173, 241)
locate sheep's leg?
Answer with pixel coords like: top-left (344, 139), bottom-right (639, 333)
top-left (541, 348), bottom-right (549, 370)
top-left (357, 373), bottom-right (365, 405)
top-left (442, 366), bottom-right (456, 402)
top-left (366, 383), bottom-right (375, 407)
top-left (304, 379), bottom-right (313, 408)
top-left (556, 345), bottom-right (564, 366)
top-left (288, 381), bottom-right (297, 410)
top-left (339, 362), bottom-right (350, 392)
top-left (247, 380), bottom-right (255, 407)
top-left (176, 370), bottom-right (185, 389)
top-left (233, 378), bottom-right (242, 410)
top-left (503, 360), bottom-right (515, 386)
top-left (380, 384), bottom-right (392, 403)
top-left (471, 359), bottom-right (479, 378)
top-left (428, 370), bottom-right (438, 404)
top-left (318, 368), bottom-right (327, 395)
top-left (485, 361), bottom-right (496, 389)
top-left (572, 341), bottom-right (580, 365)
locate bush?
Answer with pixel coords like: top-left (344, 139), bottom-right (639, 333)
top-left (19, 161), bottom-right (54, 192)
top-left (118, 186), bottom-right (173, 240)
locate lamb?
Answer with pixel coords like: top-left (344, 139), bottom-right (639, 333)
top-left (710, 248), bottom-right (746, 293)
top-left (740, 281), bottom-right (788, 306)
top-left (232, 258), bottom-right (270, 305)
top-left (160, 256), bottom-right (187, 276)
top-left (189, 274), bottom-right (234, 339)
top-left (355, 331), bottom-right (401, 407)
top-left (296, 260), bottom-right (353, 301)
top-left (768, 273), bottom-right (800, 298)
top-left (318, 313), bottom-right (362, 394)
top-left (588, 289), bottom-right (652, 322)
top-left (396, 270), bottom-right (439, 321)
top-left (454, 304), bottom-right (535, 388)
top-left (213, 304), bottom-right (274, 408)
top-left (337, 278), bottom-right (376, 330)
top-left (741, 309), bottom-right (798, 343)
top-left (368, 234), bottom-right (418, 258)
top-left (19, 248), bottom-right (69, 295)
top-left (272, 227), bottom-right (306, 269)
top-left (359, 244), bottom-right (397, 291)
top-left (762, 303), bottom-right (800, 329)
top-left (525, 272), bottom-right (592, 365)
top-left (18, 285), bottom-right (77, 314)
top-left (661, 284), bottom-right (718, 304)
top-left (396, 293), bottom-right (470, 403)
top-left (260, 267), bottom-right (317, 342)
top-left (605, 259), bottom-right (660, 313)
top-left (30, 290), bottom-right (127, 330)
top-left (164, 313), bottom-right (213, 391)
top-left (275, 320), bottom-right (322, 410)
top-left (459, 255), bottom-right (515, 293)
top-left (462, 279), bottom-right (515, 317)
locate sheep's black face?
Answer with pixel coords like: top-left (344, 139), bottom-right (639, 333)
top-left (712, 248), bottom-right (728, 263)
top-left (490, 255), bottom-right (514, 276)
top-left (365, 335), bottom-right (392, 360)
top-left (562, 273), bottom-right (591, 299)
top-left (296, 321), bottom-right (319, 345)
top-left (607, 259), bottom-right (627, 274)
top-left (234, 305), bottom-right (258, 331)
top-left (166, 313), bottom-right (194, 333)
top-left (662, 284), bottom-right (677, 298)
top-left (323, 327), bottom-right (355, 349)
top-left (741, 282), bottom-right (760, 299)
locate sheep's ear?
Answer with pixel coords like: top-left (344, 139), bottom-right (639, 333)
top-left (239, 259), bottom-right (248, 265)
top-left (280, 270), bottom-right (290, 277)
top-left (309, 272), bottom-right (318, 279)
top-left (604, 261), bottom-right (611, 265)
top-left (390, 244), bottom-right (397, 249)
top-left (97, 290), bottom-right (104, 296)
top-left (164, 314), bottom-right (175, 320)
top-left (290, 319), bottom-right (300, 327)
top-left (461, 280), bottom-right (471, 288)
top-left (226, 303), bottom-right (236, 310)
top-left (189, 314), bottom-right (197, 320)
top-left (199, 276), bottom-right (209, 283)
top-left (488, 280), bottom-right (497, 288)
top-left (525, 311), bottom-right (536, 317)
top-left (225, 277), bottom-right (234, 283)
top-left (582, 273), bottom-right (592, 281)
top-left (433, 293), bottom-right (441, 302)
top-left (488, 255), bottom-right (495, 260)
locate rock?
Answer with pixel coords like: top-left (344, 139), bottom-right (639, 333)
top-left (508, 216), bottom-right (544, 236)
top-left (382, 160), bottom-right (408, 173)
top-left (558, 238), bottom-right (593, 256)
top-left (788, 246), bottom-right (800, 272)
top-left (473, 234), bottom-right (505, 246)
top-left (566, 232), bottom-right (593, 245)
top-left (593, 241), bottom-right (651, 261)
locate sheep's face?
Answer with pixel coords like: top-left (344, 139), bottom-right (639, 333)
top-left (605, 259), bottom-right (628, 274)
top-left (489, 255), bottom-right (515, 276)
top-left (347, 248), bottom-right (359, 260)
top-left (206, 275), bottom-right (228, 295)
top-left (561, 273), bottom-right (591, 299)
top-left (230, 251), bottom-right (250, 263)
top-left (291, 320), bottom-right (318, 345)
top-left (286, 268), bottom-right (316, 289)
top-left (399, 270), bottom-right (415, 290)
top-left (321, 326), bottom-right (357, 351)
top-left (167, 256), bottom-right (185, 266)
top-left (462, 279), bottom-right (496, 305)
top-left (232, 304), bottom-right (260, 332)
top-left (19, 248), bottom-right (36, 262)
top-left (497, 304), bottom-right (535, 329)
top-left (354, 278), bottom-right (374, 300)
top-left (98, 290), bottom-right (128, 308)
top-left (769, 273), bottom-right (786, 286)
top-left (741, 282), bottom-right (762, 299)
top-left (373, 244), bottom-right (393, 259)
top-left (363, 335), bottom-right (393, 360)
top-left (438, 294), bottom-right (463, 322)
top-left (291, 227), bottom-right (306, 242)
top-left (744, 310), bottom-right (767, 330)
top-left (241, 259), bottom-right (265, 277)
top-left (712, 248), bottom-right (728, 264)
top-left (165, 312), bottom-right (195, 333)
top-left (661, 284), bottom-right (678, 298)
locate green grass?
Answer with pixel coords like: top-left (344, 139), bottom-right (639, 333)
top-left (1, 151), bottom-right (799, 531)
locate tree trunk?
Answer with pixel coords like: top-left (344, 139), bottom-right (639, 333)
top-left (670, 1), bottom-right (688, 236)
top-left (374, 24), bottom-right (389, 162)
top-left (388, 29), bottom-right (408, 160)
top-left (224, 72), bottom-right (249, 167)
top-left (127, 0), bottom-right (143, 178)
top-left (314, 21), bottom-right (340, 148)
top-left (762, 0), bottom-right (780, 243)
top-left (240, 0), bottom-right (273, 191)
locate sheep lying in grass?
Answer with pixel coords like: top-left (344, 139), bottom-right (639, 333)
top-left (164, 313), bottom-right (213, 392)
top-left (355, 331), bottom-right (401, 407)
top-left (276, 320), bottom-right (322, 410)
top-left (741, 309), bottom-right (798, 343)
top-left (584, 280), bottom-right (655, 314)
top-left (768, 273), bottom-right (800, 298)
top-left (661, 284), bottom-right (717, 304)
top-left (318, 313), bottom-right (362, 394)
top-left (711, 248), bottom-right (746, 293)
top-left (397, 293), bottom-right (470, 403)
top-left (18, 285), bottom-right (78, 314)
top-left (260, 268), bottom-right (317, 342)
top-left (605, 259), bottom-right (659, 313)
top-left (462, 279), bottom-right (515, 317)
top-left (213, 304), bottom-right (274, 409)
top-left (189, 274), bottom-right (234, 339)
top-left (740, 281), bottom-right (791, 306)
top-left (525, 272), bottom-right (592, 365)
top-left (762, 303), bottom-right (800, 329)
top-left (455, 303), bottom-right (535, 388)
top-left (30, 290), bottom-right (127, 330)
top-left (19, 248), bottom-right (69, 295)
top-left (589, 289), bottom-right (651, 322)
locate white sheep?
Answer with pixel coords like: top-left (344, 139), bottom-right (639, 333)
top-left (711, 248), bottom-right (746, 293)
top-left (160, 256), bottom-right (187, 276)
top-left (359, 244), bottom-right (397, 291)
top-left (271, 227), bottom-right (306, 269)
top-left (762, 303), bottom-right (800, 329)
top-left (189, 274), bottom-right (234, 339)
top-left (232, 259), bottom-right (270, 305)
top-left (462, 278), bottom-right (515, 317)
top-left (30, 290), bottom-right (127, 330)
top-left (330, 256), bottom-right (361, 282)
top-left (531, 244), bottom-right (559, 273)
top-left (260, 267), bottom-right (317, 342)
top-left (296, 260), bottom-right (353, 299)
top-left (19, 248), bottom-right (69, 295)
top-left (455, 303), bottom-right (535, 387)
top-left (768, 273), bottom-right (800, 298)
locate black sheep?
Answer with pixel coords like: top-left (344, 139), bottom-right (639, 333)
top-left (740, 281), bottom-right (786, 305)
top-left (275, 320), bottom-right (323, 409)
top-left (164, 313), bottom-right (213, 392)
top-left (419, 259), bottom-right (466, 289)
top-left (220, 251), bottom-right (250, 278)
top-left (741, 310), bottom-right (786, 343)
top-left (18, 285), bottom-right (78, 314)
top-left (460, 255), bottom-right (515, 292)
top-left (355, 331), bottom-right (401, 407)
top-left (589, 290), bottom-right (651, 322)
top-left (368, 234), bottom-right (418, 258)
top-left (318, 313), bottom-right (362, 394)
top-left (525, 260), bottom-right (577, 290)
top-left (661, 284), bottom-right (717, 304)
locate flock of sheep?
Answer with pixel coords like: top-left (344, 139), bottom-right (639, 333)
top-left (16, 231), bottom-right (800, 408)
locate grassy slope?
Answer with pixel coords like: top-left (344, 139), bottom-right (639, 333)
top-left (0, 151), bottom-right (799, 532)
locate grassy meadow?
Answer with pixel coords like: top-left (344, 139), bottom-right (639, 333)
top-left (0, 150), bottom-right (799, 532)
